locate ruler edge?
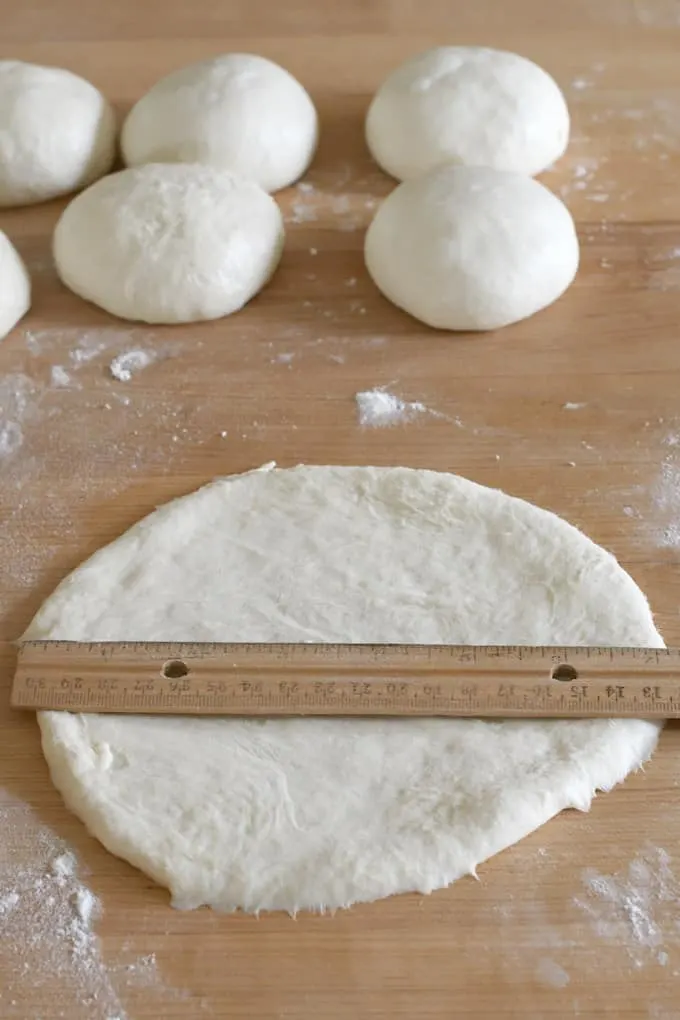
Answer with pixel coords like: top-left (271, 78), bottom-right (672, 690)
top-left (11, 640), bottom-right (680, 718)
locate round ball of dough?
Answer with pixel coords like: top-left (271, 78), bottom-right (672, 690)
top-left (364, 165), bottom-right (579, 332)
top-left (53, 163), bottom-right (284, 324)
top-left (0, 60), bottom-right (116, 207)
top-left (366, 47), bottom-right (569, 180)
top-left (0, 231), bottom-right (30, 338)
top-left (121, 54), bottom-right (318, 193)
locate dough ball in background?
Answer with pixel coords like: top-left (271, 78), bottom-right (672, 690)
top-left (0, 231), bottom-right (30, 339)
top-left (53, 163), bottom-right (284, 325)
top-left (364, 165), bottom-right (579, 332)
top-left (366, 46), bottom-right (569, 181)
top-left (121, 54), bottom-right (318, 193)
top-left (0, 60), bottom-right (116, 207)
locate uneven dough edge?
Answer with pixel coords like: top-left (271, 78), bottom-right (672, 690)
top-left (27, 464), bottom-right (664, 913)
top-left (37, 712), bottom-right (661, 913)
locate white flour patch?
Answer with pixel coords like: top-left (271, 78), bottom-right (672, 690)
top-left (0, 326), bottom-right (191, 621)
top-left (587, 93), bottom-right (680, 155)
top-left (24, 327), bottom-right (159, 368)
top-left (652, 246), bottom-right (680, 262)
top-left (563, 402), bottom-right (587, 411)
top-left (574, 846), bottom-right (680, 967)
top-left (109, 349), bottom-right (157, 383)
top-left (51, 365), bottom-right (75, 388)
top-left (534, 957), bottom-right (570, 989)
top-left (271, 352), bottom-right (295, 366)
top-left (355, 388), bottom-right (428, 428)
top-left (284, 181), bottom-right (376, 232)
top-left (557, 157), bottom-right (606, 200)
top-left (650, 456), bottom-right (680, 547)
top-left (648, 267), bottom-right (680, 292)
top-left (0, 373), bottom-right (38, 460)
top-left (0, 419), bottom-right (22, 457)
top-left (0, 798), bottom-right (124, 1017)
top-left (290, 198), bottom-right (318, 224)
top-left (0, 795), bottom-right (184, 1017)
top-left (647, 246), bottom-right (680, 291)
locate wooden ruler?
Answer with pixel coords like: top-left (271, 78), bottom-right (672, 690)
top-left (11, 640), bottom-right (680, 718)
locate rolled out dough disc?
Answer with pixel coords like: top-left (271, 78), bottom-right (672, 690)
top-left (27, 464), bottom-right (662, 913)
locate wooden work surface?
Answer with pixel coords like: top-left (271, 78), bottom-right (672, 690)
top-left (2, 1), bottom-right (680, 1017)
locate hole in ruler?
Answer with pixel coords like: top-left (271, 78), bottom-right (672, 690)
top-left (162, 659), bottom-right (189, 680)
top-left (551, 663), bottom-right (578, 682)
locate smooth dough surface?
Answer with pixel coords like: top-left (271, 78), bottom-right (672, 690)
top-left (0, 60), bottom-right (116, 207)
top-left (366, 46), bottom-right (569, 181)
top-left (29, 464), bottom-right (662, 913)
top-left (53, 163), bottom-right (284, 324)
top-left (365, 165), bottom-right (579, 331)
top-left (121, 54), bottom-right (318, 193)
top-left (0, 231), bottom-right (30, 339)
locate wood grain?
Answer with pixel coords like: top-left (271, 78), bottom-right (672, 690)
top-left (2, 1), bottom-right (680, 1017)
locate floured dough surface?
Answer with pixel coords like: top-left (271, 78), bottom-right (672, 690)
top-left (28, 465), bottom-right (662, 913)
top-left (0, 230), bottom-right (30, 339)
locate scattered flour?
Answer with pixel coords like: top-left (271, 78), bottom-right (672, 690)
top-left (0, 373), bottom-right (38, 459)
top-left (563, 402), bottom-right (587, 411)
top-left (647, 246), bottom-right (680, 290)
top-left (558, 156), bottom-right (606, 200)
top-left (51, 365), bottom-right (74, 388)
top-left (355, 388), bottom-right (428, 428)
top-left (109, 350), bottom-right (156, 383)
top-left (648, 267), bottom-right (680, 292)
top-left (0, 419), bottom-right (22, 458)
top-left (0, 796), bottom-right (186, 1017)
top-left (574, 845), bottom-right (680, 967)
top-left (0, 798), bottom-right (124, 1017)
top-left (650, 456), bottom-right (680, 547)
top-left (285, 180), bottom-right (379, 232)
top-left (271, 352), bottom-right (295, 366)
top-left (534, 957), bottom-right (570, 989)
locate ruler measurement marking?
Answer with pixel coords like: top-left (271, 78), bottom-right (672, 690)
top-left (11, 641), bottom-right (680, 718)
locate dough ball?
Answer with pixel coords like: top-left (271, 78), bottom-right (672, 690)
top-left (0, 231), bottom-right (30, 339)
top-left (0, 60), bottom-right (116, 207)
top-left (121, 54), bottom-right (318, 193)
top-left (53, 163), bottom-right (284, 324)
top-left (364, 165), bottom-right (579, 331)
top-left (29, 464), bottom-right (661, 914)
top-left (366, 46), bottom-right (569, 180)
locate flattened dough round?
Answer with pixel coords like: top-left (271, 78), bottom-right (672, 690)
top-left (28, 465), bottom-right (662, 913)
top-left (366, 46), bottom-right (569, 181)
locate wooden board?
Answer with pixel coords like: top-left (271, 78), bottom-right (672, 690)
top-left (2, 1), bottom-right (680, 1016)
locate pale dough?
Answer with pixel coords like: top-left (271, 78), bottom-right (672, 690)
top-left (365, 166), bottom-right (579, 331)
top-left (0, 60), bottom-right (116, 207)
top-left (0, 231), bottom-right (30, 339)
top-left (366, 46), bottom-right (569, 181)
top-left (27, 465), bottom-right (662, 913)
top-left (121, 54), bottom-right (318, 193)
top-left (53, 163), bottom-right (284, 324)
